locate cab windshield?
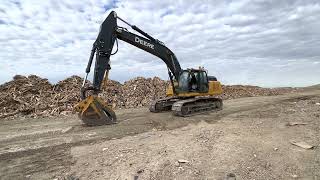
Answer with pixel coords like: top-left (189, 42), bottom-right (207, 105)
top-left (178, 71), bottom-right (189, 92)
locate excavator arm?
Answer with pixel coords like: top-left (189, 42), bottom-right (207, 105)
top-left (83, 11), bottom-right (181, 95)
top-left (116, 28), bottom-right (181, 82)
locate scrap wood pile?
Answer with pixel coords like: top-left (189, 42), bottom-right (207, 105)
top-left (99, 77), bottom-right (168, 108)
top-left (220, 85), bottom-right (299, 100)
top-left (0, 75), bottom-right (298, 119)
top-left (0, 75), bottom-right (54, 119)
top-left (122, 77), bottom-right (168, 108)
top-left (0, 75), bottom-right (86, 119)
top-left (0, 75), bottom-right (168, 119)
top-left (99, 79), bottom-right (124, 108)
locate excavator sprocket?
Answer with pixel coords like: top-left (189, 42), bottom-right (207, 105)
top-left (74, 95), bottom-right (117, 126)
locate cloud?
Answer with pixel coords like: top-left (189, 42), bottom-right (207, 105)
top-left (0, 0), bottom-right (319, 87)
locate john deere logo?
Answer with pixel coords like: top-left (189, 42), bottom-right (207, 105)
top-left (135, 37), bottom-right (154, 49)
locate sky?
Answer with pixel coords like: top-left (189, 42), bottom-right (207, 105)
top-left (0, 0), bottom-right (319, 87)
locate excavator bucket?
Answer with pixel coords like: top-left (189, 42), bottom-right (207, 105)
top-left (74, 95), bottom-right (117, 126)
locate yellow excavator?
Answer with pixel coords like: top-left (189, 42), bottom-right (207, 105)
top-left (75, 11), bottom-right (223, 126)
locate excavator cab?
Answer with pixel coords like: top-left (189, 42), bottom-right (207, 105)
top-left (177, 69), bottom-right (209, 93)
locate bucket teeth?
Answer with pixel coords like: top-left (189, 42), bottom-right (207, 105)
top-left (75, 96), bottom-right (117, 126)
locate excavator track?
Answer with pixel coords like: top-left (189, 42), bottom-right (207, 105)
top-left (149, 97), bottom-right (180, 112)
top-left (171, 97), bottom-right (223, 116)
top-left (149, 96), bottom-right (223, 116)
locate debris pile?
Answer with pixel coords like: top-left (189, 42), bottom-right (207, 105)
top-left (52, 75), bottom-right (87, 115)
top-left (220, 85), bottom-right (299, 100)
top-left (0, 75), bottom-right (54, 118)
top-left (99, 79), bottom-right (124, 108)
top-left (122, 77), bottom-right (168, 108)
top-left (0, 75), bottom-right (299, 119)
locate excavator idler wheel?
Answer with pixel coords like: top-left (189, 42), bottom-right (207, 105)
top-left (74, 95), bottom-right (117, 126)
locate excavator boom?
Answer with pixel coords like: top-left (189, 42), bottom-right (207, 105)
top-left (85, 11), bottom-right (181, 92)
top-left (75, 11), bottom-right (183, 126)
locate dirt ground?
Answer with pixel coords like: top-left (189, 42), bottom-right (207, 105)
top-left (0, 88), bottom-right (319, 180)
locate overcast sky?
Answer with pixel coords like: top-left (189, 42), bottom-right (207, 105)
top-left (1, 0), bottom-right (319, 87)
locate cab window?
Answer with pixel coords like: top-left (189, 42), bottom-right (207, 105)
top-left (178, 71), bottom-right (189, 92)
top-left (198, 71), bottom-right (209, 92)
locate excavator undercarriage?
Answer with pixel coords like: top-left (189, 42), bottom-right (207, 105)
top-left (150, 96), bottom-right (223, 116)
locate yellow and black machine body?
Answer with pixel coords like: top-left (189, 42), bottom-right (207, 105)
top-left (150, 68), bottom-right (223, 116)
top-left (75, 11), bottom-right (223, 126)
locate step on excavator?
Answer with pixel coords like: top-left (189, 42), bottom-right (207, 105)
top-left (75, 11), bottom-right (223, 126)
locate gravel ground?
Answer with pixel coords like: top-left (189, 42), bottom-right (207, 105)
top-left (0, 88), bottom-right (319, 180)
